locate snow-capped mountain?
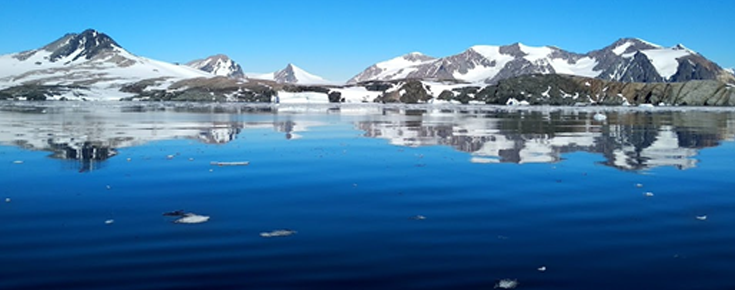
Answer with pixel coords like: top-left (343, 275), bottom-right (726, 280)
top-left (350, 38), bottom-right (734, 85)
top-left (0, 29), bottom-right (211, 98)
top-left (186, 54), bottom-right (244, 78)
top-left (347, 52), bottom-right (436, 84)
top-left (250, 63), bottom-right (330, 85)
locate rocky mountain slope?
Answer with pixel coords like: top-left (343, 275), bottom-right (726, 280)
top-left (0, 29), bottom-right (211, 99)
top-left (350, 38), bottom-right (735, 85)
top-left (186, 54), bottom-right (244, 78)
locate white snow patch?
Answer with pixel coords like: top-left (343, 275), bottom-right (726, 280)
top-left (275, 91), bottom-right (329, 104)
top-left (550, 56), bottom-right (599, 77)
top-left (612, 41), bottom-right (634, 55)
top-left (329, 86), bottom-right (382, 103)
top-left (518, 43), bottom-right (554, 62)
top-left (640, 48), bottom-right (692, 79)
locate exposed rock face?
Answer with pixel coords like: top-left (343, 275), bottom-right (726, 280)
top-left (374, 80), bottom-right (433, 104)
top-left (121, 77), bottom-right (276, 102)
top-left (616, 52), bottom-right (665, 83)
top-left (454, 74), bottom-right (735, 106)
top-left (186, 54), bottom-right (244, 78)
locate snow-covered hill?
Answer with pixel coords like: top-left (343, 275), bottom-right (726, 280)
top-left (350, 38), bottom-right (734, 85)
top-left (347, 52), bottom-right (436, 83)
top-left (186, 54), bottom-right (244, 78)
top-left (249, 63), bottom-right (331, 85)
top-left (0, 29), bottom-right (212, 99)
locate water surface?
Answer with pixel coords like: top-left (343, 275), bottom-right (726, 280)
top-left (1, 102), bottom-right (734, 289)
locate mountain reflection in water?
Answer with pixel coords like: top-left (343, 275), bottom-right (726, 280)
top-left (1, 102), bottom-right (733, 172)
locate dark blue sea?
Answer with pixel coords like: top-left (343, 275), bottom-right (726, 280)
top-left (1, 102), bottom-right (734, 290)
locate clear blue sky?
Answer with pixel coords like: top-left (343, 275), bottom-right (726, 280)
top-left (1, 0), bottom-right (733, 81)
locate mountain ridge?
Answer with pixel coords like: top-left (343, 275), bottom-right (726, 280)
top-left (349, 38), bottom-right (734, 85)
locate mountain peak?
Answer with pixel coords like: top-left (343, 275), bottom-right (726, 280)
top-left (39, 29), bottom-right (122, 63)
top-left (266, 63), bottom-right (328, 84)
top-left (186, 54), bottom-right (244, 78)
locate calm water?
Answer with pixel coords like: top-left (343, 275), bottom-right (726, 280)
top-left (1, 102), bottom-right (735, 290)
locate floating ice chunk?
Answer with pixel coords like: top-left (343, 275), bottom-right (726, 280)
top-left (167, 155), bottom-right (175, 159)
top-left (260, 229), bottom-right (297, 238)
top-left (635, 183), bottom-right (643, 188)
top-left (696, 215), bottom-right (707, 221)
top-left (210, 161), bottom-right (250, 166)
top-left (638, 103), bottom-right (655, 108)
top-left (644, 192), bottom-right (654, 197)
top-left (174, 213), bottom-right (210, 224)
top-left (126, 158), bottom-right (132, 162)
top-left (495, 279), bottom-right (518, 289)
top-left (106, 185), bottom-right (111, 190)
top-left (593, 113), bottom-right (607, 121)
top-left (538, 266), bottom-right (547, 272)
top-left (105, 219), bottom-right (114, 225)
top-left (411, 215), bottom-right (427, 220)
top-left (12, 160), bottom-right (23, 164)
top-left (5, 198), bottom-right (10, 203)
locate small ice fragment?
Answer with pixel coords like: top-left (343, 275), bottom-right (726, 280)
top-left (12, 160), bottom-right (23, 164)
top-left (593, 113), bottom-right (607, 121)
top-left (106, 185), bottom-right (111, 190)
top-left (167, 155), bottom-right (175, 159)
top-left (644, 192), bottom-right (654, 197)
top-left (635, 183), bottom-right (643, 188)
top-left (174, 213), bottom-right (210, 224)
top-left (210, 161), bottom-right (249, 166)
top-left (105, 219), bottom-right (114, 225)
top-left (696, 215), bottom-right (707, 221)
top-left (5, 198), bottom-right (10, 203)
top-left (260, 229), bottom-right (297, 238)
top-left (411, 215), bottom-right (426, 220)
top-left (126, 158), bottom-right (131, 162)
top-left (188, 158), bottom-right (194, 161)
top-left (495, 279), bottom-right (518, 289)
top-left (538, 266), bottom-right (547, 272)
top-left (209, 169), bottom-right (214, 172)
top-left (639, 103), bottom-right (655, 108)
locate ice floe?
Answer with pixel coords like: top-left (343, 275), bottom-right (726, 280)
top-left (495, 279), bottom-right (518, 289)
top-left (260, 229), bottom-right (297, 238)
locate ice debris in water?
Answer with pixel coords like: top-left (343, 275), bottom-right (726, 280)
top-left (593, 112), bottom-right (607, 121)
top-left (696, 215), bottom-right (707, 221)
top-left (635, 183), bottom-right (643, 188)
top-left (13, 160), bottom-right (23, 164)
top-left (495, 279), bottom-right (518, 289)
top-left (260, 229), bottom-right (297, 238)
top-left (167, 155), bottom-right (175, 159)
top-left (5, 198), bottom-right (10, 203)
top-left (175, 214), bottom-right (210, 224)
top-left (163, 210), bottom-right (209, 224)
top-left (210, 161), bottom-right (250, 166)
top-left (538, 266), bottom-right (547, 272)
top-left (411, 215), bottom-right (426, 220)
top-left (105, 219), bottom-right (114, 225)
top-left (644, 192), bottom-right (654, 197)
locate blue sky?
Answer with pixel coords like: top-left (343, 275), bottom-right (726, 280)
top-left (1, 0), bottom-right (733, 81)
